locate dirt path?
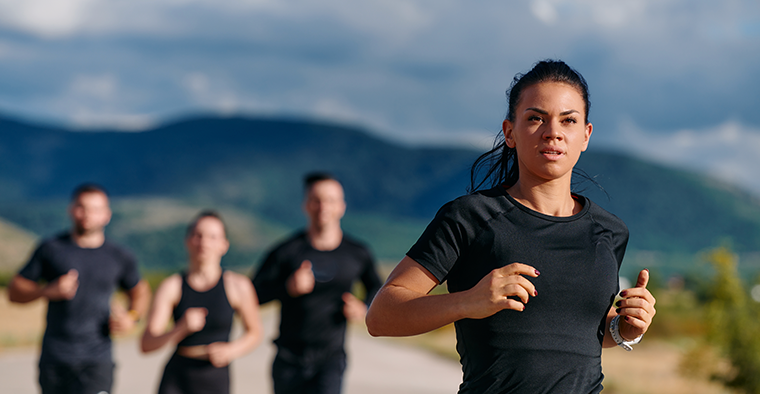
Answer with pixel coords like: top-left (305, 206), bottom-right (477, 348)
top-left (0, 299), bottom-right (728, 394)
top-left (0, 307), bottom-right (463, 394)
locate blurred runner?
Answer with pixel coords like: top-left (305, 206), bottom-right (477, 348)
top-left (252, 172), bottom-right (382, 394)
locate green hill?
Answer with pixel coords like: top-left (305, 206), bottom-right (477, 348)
top-left (1, 114), bottom-right (759, 279)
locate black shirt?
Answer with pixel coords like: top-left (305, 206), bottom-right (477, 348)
top-left (18, 233), bottom-right (141, 364)
top-left (174, 272), bottom-right (234, 347)
top-left (252, 232), bottom-right (382, 357)
top-left (407, 187), bottom-right (628, 394)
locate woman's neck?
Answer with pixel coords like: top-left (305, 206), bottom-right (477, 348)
top-left (187, 259), bottom-right (223, 289)
top-left (506, 177), bottom-right (580, 217)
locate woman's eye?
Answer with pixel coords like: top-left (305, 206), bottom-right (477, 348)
top-left (563, 117), bottom-right (577, 124)
top-left (528, 115), bottom-right (543, 122)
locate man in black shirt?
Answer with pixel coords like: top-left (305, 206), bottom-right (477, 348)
top-left (252, 173), bottom-right (382, 394)
top-left (8, 183), bottom-right (151, 394)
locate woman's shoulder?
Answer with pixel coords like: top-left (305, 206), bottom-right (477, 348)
top-left (153, 273), bottom-right (183, 304)
top-left (440, 186), bottom-right (511, 216)
top-left (223, 271), bottom-right (255, 307)
top-left (223, 270), bottom-right (252, 285)
top-left (583, 196), bottom-right (629, 233)
top-left (223, 271), bottom-right (254, 293)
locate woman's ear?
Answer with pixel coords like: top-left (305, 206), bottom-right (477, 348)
top-left (581, 122), bottom-right (593, 152)
top-left (502, 119), bottom-right (516, 148)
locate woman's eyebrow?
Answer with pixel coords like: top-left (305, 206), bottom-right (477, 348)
top-left (525, 107), bottom-right (580, 116)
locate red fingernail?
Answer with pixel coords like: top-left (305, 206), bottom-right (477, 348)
top-left (620, 290), bottom-right (628, 297)
top-left (534, 290), bottom-right (538, 296)
top-left (624, 316), bottom-right (630, 322)
top-left (535, 269), bottom-right (541, 276)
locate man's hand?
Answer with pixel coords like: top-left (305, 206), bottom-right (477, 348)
top-left (109, 302), bottom-right (137, 335)
top-left (342, 292), bottom-right (367, 322)
top-left (286, 260), bottom-right (315, 297)
top-left (43, 269), bottom-right (79, 301)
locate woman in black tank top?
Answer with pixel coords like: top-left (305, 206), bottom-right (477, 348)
top-left (140, 211), bottom-right (264, 394)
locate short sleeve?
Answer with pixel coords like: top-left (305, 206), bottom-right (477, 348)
top-left (117, 247), bottom-right (141, 290)
top-left (251, 246), bottom-right (291, 304)
top-left (357, 246), bottom-right (382, 304)
top-left (17, 243), bottom-right (48, 282)
top-left (406, 200), bottom-right (475, 284)
top-left (614, 225), bottom-right (629, 269)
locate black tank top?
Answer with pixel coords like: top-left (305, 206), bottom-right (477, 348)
top-left (174, 271), bottom-right (234, 347)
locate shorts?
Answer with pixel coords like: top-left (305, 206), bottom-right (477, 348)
top-left (158, 353), bottom-right (230, 394)
top-left (39, 360), bottom-right (114, 394)
top-left (272, 347), bottom-right (347, 394)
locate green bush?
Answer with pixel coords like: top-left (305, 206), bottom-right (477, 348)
top-left (682, 247), bottom-right (760, 393)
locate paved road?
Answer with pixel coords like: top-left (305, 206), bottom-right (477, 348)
top-left (0, 310), bottom-right (462, 394)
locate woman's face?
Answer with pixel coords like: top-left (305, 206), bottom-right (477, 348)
top-left (186, 216), bottom-right (229, 262)
top-left (502, 81), bottom-right (592, 185)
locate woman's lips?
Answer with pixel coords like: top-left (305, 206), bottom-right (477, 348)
top-left (540, 147), bottom-right (565, 159)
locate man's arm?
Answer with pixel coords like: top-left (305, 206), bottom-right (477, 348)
top-left (360, 253), bottom-right (383, 305)
top-left (110, 280), bottom-right (151, 334)
top-left (8, 270), bottom-right (79, 303)
top-left (342, 249), bottom-right (383, 322)
top-left (126, 280), bottom-right (151, 319)
top-left (251, 251), bottom-right (291, 304)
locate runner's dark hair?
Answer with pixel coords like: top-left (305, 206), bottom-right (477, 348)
top-left (468, 59), bottom-right (605, 197)
top-left (304, 171), bottom-right (342, 193)
top-left (71, 183), bottom-right (109, 201)
top-left (186, 210), bottom-right (228, 239)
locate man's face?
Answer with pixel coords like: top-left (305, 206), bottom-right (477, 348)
top-left (69, 191), bottom-right (112, 234)
top-left (303, 180), bottom-right (346, 228)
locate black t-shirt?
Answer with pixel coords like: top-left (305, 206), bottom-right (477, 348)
top-left (252, 232), bottom-right (382, 357)
top-left (18, 233), bottom-right (141, 364)
top-left (407, 187), bottom-right (628, 394)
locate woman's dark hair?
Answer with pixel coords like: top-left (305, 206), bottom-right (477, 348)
top-left (469, 59), bottom-right (591, 193)
top-left (186, 210), bottom-right (228, 239)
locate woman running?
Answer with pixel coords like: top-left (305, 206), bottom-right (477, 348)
top-left (141, 210), bottom-right (263, 394)
top-left (366, 60), bottom-right (656, 393)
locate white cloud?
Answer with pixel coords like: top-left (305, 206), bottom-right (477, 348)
top-left (0, 0), bottom-right (757, 196)
top-left (615, 120), bottom-right (760, 196)
top-left (0, 0), bottom-right (97, 38)
top-left (530, 0), bottom-right (559, 24)
top-left (69, 74), bottom-right (118, 100)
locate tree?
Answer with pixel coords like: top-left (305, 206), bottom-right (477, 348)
top-left (694, 247), bottom-right (760, 393)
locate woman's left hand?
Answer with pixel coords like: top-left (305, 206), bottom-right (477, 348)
top-left (615, 269), bottom-right (657, 340)
top-left (207, 342), bottom-right (234, 368)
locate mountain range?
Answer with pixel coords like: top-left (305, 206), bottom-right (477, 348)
top-left (1, 114), bottom-right (759, 280)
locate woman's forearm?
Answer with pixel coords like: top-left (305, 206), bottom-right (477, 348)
top-left (140, 323), bottom-right (189, 353)
top-left (366, 284), bottom-right (468, 337)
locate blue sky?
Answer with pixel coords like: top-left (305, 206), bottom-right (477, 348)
top-left (1, 0), bottom-right (759, 195)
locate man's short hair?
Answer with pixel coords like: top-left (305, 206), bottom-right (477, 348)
top-left (71, 183), bottom-right (109, 201)
top-left (303, 172), bottom-right (341, 192)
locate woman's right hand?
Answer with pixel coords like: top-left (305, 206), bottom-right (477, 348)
top-left (180, 307), bottom-right (207, 333)
top-left (463, 263), bottom-right (539, 319)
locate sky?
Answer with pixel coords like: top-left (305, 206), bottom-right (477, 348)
top-left (0, 0), bottom-right (759, 196)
